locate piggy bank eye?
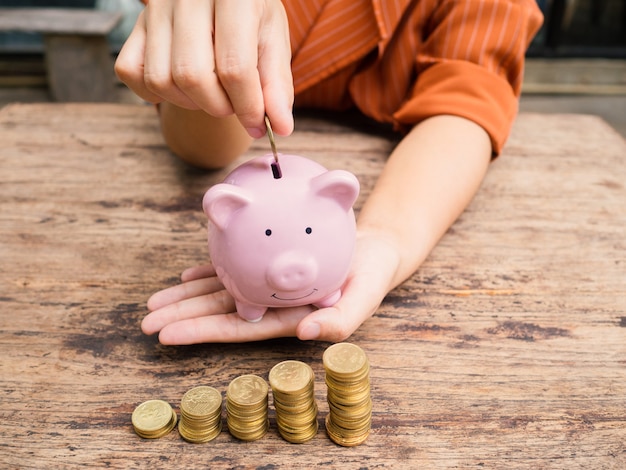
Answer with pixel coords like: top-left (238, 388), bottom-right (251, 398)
top-left (265, 229), bottom-right (272, 236)
top-left (305, 227), bottom-right (312, 234)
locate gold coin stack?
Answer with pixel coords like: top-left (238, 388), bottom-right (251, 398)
top-left (131, 399), bottom-right (177, 439)
top-left (323, 342), bottom-right (372, 447)
top-left (269, 360), bottom-right (318, 444)
top-left (226, 374), bottom-right (270, 441)
top-left (178, 386), bottom-right (223, 443)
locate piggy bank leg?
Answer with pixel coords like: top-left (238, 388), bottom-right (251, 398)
top-left (314, 289), bottom-right (342, 309)
top-left (235, 301), bottom-right (268, 323)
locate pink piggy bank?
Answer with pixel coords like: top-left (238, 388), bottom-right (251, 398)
top-left (202, 154), bottom-right (360, 322)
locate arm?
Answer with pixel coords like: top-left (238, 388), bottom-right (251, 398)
top-left (297, 114), bottom-right (491, 340)
top-left (157, 104), bottom-right (252, 169)
top-left (360, 115), bottom-right (491, 293)
top-left (142, 114), bottom-right (491, 344)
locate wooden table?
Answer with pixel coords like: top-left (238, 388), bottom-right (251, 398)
top-left (1, 103), bottom-right (624, 468)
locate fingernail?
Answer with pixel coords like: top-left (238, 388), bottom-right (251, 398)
top-left (299, 322), bottom-right (320, 341)
top-left (246, 127), bottom-right (265, 139)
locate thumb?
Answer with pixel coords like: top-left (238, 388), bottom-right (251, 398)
top-left (296, 296), bottom-right (379, 343)
top-left (296, 307), bottom-right (346, 342)
top-left (296, 234), bottom-right (399, 342)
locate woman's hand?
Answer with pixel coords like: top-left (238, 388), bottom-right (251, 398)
top-left (142, 232), bottom-right (401, 344)
top-left (114, 0), bottom-right (294, 138)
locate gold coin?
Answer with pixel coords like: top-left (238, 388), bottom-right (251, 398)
top-left (137, 409), bottom-right (177, 439)
top-left (278, 420), bottom-right (319, 444)
top-left (141, 414), bottom-right (177, 439)
top-left (179, 420), bottom-right (222, 444)
top-left (227, 414), bottom-right (268, 430)
top-left (325, 415), bottom-right (370, 447)
top-left (269, 360), bottom-right (313, 394)
top-left (327, 386), bottom-right (371, 406)
top-left (132, 400), bottom-right (177, 439)
top-left (226, 402), bottom-right (268, 418)
top-left (269, 360), bottom-right (318, 444)
top-left (227, 416), bottom-right (269, 432)
top-left (329, 410), bottom-right (372, 429)
top-left (178, 386), bottom-right (223, 443)
top-left (323, 342), bottom-right (372, 447)
top-left (228, 419), bottom-right (269, 441)
top-left (323, 343), bottom-right (368, 377)
top-left (325, 366), bottom-right (370, 387)
top-left (181, 386), bottom-right (222, 419)
top-left (275, 401), bottom-right (318, 422)
top-left (226, 375), bottom-right (269, 442)
top-left (227, 375), bottom-right (268, 406)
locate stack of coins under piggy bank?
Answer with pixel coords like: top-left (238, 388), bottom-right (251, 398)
top-left (203, 154), bottom-right (360, 322)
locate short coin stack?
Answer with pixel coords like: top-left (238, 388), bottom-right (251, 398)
top-left (323, 342), bottom-right (372, 447)
top-left (178, 386), bottom-right (223, 443)
top-left (269, 360), bottom-right (318, 443)
top-left (226, 374), bottom-right (270, 441)
top-left (131, 399), bottom-right (178, 439)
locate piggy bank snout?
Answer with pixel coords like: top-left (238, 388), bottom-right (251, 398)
top-left (266, 252), bottom-right (318, 292)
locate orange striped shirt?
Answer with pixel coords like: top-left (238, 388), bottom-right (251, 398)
top-left (140, 0), bottom-right (542, 154)
top-left (285, 0), bottom-right (543, 154)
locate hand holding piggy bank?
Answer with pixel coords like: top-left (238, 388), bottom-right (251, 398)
top-left (203, 154), bottom-right (360, 322)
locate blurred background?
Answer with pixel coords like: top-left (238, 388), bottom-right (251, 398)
top-left (0, 0), bottom-right (624, 137)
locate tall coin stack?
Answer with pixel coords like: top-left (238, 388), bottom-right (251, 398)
top-left (178, 386), bottom-right (223, 443)
top-left (269, 360), bottom-right (318, 443)
top-left (323, 342), bottom-right (372, 447)
top-left (131, 399), bottom-right (178, 439)
top-left (226, 374), bottom-right (270, 441)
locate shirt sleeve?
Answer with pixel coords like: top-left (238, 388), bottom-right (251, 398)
top-left (393, 0), bottom-right (543, 155)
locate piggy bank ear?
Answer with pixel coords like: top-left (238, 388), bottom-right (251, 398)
top-left (202, 184), bottom-right (252, 230)
top-left (310, 170), bottom-right (360, 212)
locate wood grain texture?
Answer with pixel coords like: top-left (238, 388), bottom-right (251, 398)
top-left (0, 104), bottom-right (624, 469)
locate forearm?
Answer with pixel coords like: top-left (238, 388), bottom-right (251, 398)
top-left (358, 114), bottom-right (492, 290)
top-left (158, 102), bottom-right (253, 169)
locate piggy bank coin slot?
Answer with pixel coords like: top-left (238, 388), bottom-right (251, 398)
top-left (271, 161), bottom-right (282, 179)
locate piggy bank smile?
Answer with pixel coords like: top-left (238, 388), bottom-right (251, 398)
top-left (271, 288), bottom-right (319, 301)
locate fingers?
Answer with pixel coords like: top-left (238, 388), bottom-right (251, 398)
top-left (146, 276), bottom-right (224, 311)
top-left (257, 0), bottom-right (294, 136)
top-left (158, 306), bottom-right (312, 345)
top-left (214, 0), bottom-right (266, 136)
top-left (213, 0), bottom-right (293, 137)
top-left (296, 292), bottom-right (379, 343)
top-left (181, 264), bottom-right (217, 282)
top-left (170, 0), bottom-right (233, 116)
top-left (116, 0), bottom-right (293, 137)
top-left (114, 11), bottom-right (163, 104)
top-left (115, 4), bottom-right (201, 108)
top-left (142, 1), bottom-right (202, 109)
top-left (142, 288), bottom-right (236, 335)
top-left (116, 0), bottom-right (225, 111)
